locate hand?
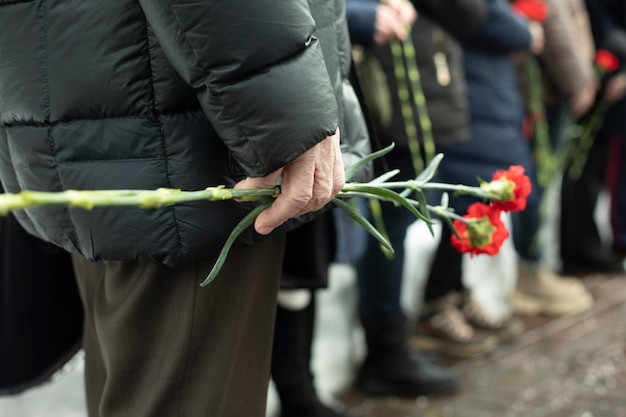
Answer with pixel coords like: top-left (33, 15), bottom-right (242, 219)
top-left (386, 0), bottom-right (418, 28)
top-left (374, 4), bottom-right (410, 45)
top-left (570, 81), bottom-right (598, 117)
top-left (528, 21), bottom-right (544, 55)
top-left (603, 73), bottom-right (626, 103)
top-left (235, 129), bottom-right (345, 235)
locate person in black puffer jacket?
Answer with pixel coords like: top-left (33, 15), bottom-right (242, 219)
top-left (0, 1), bottom-right (370, 416)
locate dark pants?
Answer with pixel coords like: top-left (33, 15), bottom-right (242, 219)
top-left (271, 296), bottom-right (317, 412)
top-left (560, 139), bottom-right (609, 260)
top-left (72, 236), bottom-right (285, 417)
top-left (609, 136), bottom-right (626, 252)
top-left (357, 150), bottom-right (421, 319)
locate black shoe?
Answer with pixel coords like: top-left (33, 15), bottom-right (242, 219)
top-left (561, 249), bottom-right (624, 275)
top-left (358, 352), bottom-right (459, 397)
top-left (358, 315), bottom-right (459, 397)
top-left (280, 402), bottom-right (356, 417)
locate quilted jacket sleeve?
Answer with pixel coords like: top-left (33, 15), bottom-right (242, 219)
top-left (138, 0), bottom-right (339, 177)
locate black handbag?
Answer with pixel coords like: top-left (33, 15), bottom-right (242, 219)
top-left (0, 211), bottom-right (83, 395)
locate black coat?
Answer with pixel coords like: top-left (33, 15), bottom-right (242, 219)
top-left (0, 0), bottom-right (370, 267)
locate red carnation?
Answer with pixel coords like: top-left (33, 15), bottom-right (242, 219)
top-left (450, 203), bottom-right (510, 256)
top-left (512, 0), bottom-right (549, 23)
top-left (487, 165), bottom-right (532, 212)
top-left (595, 49), bottom-right (620, 73)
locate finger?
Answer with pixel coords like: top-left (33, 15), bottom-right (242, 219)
top-left (293, 148), bottom-right (332, 218)
top-left (399, 2), bottom-right (417, 26)
top-left (294, 131), bottom-right (344, 217)
top-left (331, 133), bottom-right (345, 195)
top-left (254, 154), bottom-right (315, 235)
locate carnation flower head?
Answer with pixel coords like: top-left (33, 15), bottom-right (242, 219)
top-left (450, 203), bottom-right (509, 256)
top-left (512, 0), bottom-right (549, 22)
top-left (595, 50), bottom-right (620, 73)
top-left (481, 165), bottom-right (532, 212)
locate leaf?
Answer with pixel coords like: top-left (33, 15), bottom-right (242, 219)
top-left (347, 184), bottom-right (429, 223)
top-left (371, 169), bottom-right (401, 184)
top-left (332, 197), bottom-right (394, 254)
top-left (415, 153), bottom-right (443, 183)
top-left (201, 201), bottom-right (273, 286)
top-left (443, 215), bottom-right (461, 240)
top-left (345, 143), bottom-right (395, 181)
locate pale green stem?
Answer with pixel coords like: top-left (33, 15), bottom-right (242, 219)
top-left (390, 38), bottom-right (424, 174)
top-left (526, 55), bottom-right (555, 188)
top-left (568, 99), bottom-right (611, 180)
top-left (0, 187), bottom-right (280, 215)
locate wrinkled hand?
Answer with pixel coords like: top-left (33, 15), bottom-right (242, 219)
top-left (570, 81), bottom-right (598, 117)
top-left (374, 2), bottom-right (416, 45)
top-left (528, 21), bottom-right (544, 55)
top-left (235, 129), bottom-right (345, 235)
top-left (603, 73), bottom-right (626, 103)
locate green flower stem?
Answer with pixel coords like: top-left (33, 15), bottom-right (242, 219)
top-left (401, 36), bottom-right (436, 165)
top-left (526, 54), bottom-right (556, 188)
top-left (342, 181), bottom-right (498, 201)
top-left (0, 186), bottom-right (280, 215)
top-left (568, 99), bottom-right (611, 180)
top-left (390, 38), bottom-right (423, 175)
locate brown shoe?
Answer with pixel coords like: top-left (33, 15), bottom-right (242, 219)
top-left (413, 294), bottom-right (498, 358)
top-left (511, 262), bottom-right (594, 316)
top-left (460, 293), bottom-right (524, 343)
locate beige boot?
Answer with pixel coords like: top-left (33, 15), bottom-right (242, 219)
top-left (510, 261), bottom-right (593, 316)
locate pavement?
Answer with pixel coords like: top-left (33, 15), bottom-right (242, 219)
top-left (338, 272), bottom-right (626, 417)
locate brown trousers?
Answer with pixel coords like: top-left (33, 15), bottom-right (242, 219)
top-left (72, 236), bottom-right (285, 417)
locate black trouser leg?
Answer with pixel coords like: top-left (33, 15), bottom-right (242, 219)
top-left (271, 295), bottom-right (318, 413)
top-left (423, 227), bottom-right (464, 303)
top-left (560, 141), bottom-right (608, 260)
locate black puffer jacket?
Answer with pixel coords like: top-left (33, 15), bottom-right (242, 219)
top-left (0, 0), bottom-right (370, 266)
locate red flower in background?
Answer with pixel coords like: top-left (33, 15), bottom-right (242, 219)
top-left (512, 0), bottom-right (549, 22)
top-left (595, 49), bottom-right (620, 73)
top-left (450, 203), bottom-right (509, 256)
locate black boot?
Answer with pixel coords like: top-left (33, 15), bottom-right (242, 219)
top-left (358, 315), bottom-right (459, 397)
top-left (272, 298), bottom-right (355, 417)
